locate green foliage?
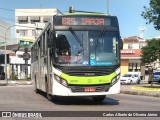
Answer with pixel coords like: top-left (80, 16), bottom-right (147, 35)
top-left (25, 75), bottom-right (31, 81)
top-left (10, 73), bottom-right (18, 80)
top-left (141, 0), bottom-right (160, 30)
top-left (141, 38), bottom-right (160, 63)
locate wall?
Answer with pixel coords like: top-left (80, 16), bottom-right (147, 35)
top-left (120, 59), bottom-right (129, 76)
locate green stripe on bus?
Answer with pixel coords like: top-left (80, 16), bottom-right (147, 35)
top-left (61, 72), bottom-right (116, 85)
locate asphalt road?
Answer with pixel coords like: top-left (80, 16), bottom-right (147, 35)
top-left (0, 85), bottom-right (160, 120)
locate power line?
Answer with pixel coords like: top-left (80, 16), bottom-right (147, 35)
top-left (0, 7), bottom-right (58, 13)
top-left (0, 8), bottom-right (14, 12)
top-left (0, 16), bottom-right (15, 23)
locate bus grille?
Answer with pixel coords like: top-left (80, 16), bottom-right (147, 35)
top-left (63, 66), bottom-right (118, 76)
top-left (69, 85), bottom-right (110, 92)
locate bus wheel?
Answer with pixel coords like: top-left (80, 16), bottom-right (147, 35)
top-left (35, 78), bottom-right (39, 93)
top-left (92, 95), bottom-right (106, 102)
top-left (130, 80), bottom-right (133, 84)
top-left (35, 88), bottom-right (39, 93)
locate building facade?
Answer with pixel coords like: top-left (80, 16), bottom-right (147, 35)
top-left (0, 19), bottom-right (11, 79)
top-left (12, 8), bottom-right (60, 79)
top-left (120, 36), bottom-right (147, 78)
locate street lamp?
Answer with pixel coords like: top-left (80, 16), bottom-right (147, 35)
top-left (4, 25), bottom-right (16, 84)
top-left (4, 25), bottom-right (42, 84)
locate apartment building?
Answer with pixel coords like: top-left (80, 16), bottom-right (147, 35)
top-left (120, 36), bottom-right (147, 77)
top-left (13, 8), bottom-right (60, 79)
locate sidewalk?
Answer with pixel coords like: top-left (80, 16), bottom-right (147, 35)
top-left (120, 80), bottom-right (160, 98)
top-left (0, 79), bottom-right (33, 86)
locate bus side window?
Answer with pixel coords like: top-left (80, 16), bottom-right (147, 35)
top-left (47, 29), bottom-right (53, 48)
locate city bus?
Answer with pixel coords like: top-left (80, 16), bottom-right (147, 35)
top-left (31, 9), bottom-right (122, 102)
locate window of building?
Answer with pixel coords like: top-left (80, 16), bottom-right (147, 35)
top-left (128, 44), bottom-right (133, 49)
top-left (128, 62), bottom-right (140, 72)
top-left (18, 16), bottom-right (28, 24)
top-left (30, 16), bottom-right (40, 24)
top-left (19, 30), bottom-right (28, 36)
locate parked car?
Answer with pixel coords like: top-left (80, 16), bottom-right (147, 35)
top-left (120, 73), bottom-right (141, 84)
top-left (148, 71), bottom-right (160, 84)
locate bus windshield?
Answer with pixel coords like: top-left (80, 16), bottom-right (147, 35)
top-left (53, 30), bottom-right (120, 66)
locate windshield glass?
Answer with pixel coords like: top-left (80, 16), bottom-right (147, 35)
top-left (123, 74), bottom-right (132, 77)
top-left (154, 72), bottom-right (160, 75)
top-left (53, 30), bottom-right (120, 66)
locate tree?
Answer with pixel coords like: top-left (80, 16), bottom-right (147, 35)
top-left (141, 38), bottom-right (160, 64)
top-left (141, 0), bottom-right (160, 30)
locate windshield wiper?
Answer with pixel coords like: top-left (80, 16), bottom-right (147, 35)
top-left (95, 28), bottom-right (106, 48)
top-left (69, 27), bottom-right (83, 47)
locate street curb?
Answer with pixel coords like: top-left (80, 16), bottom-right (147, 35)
top-left (0, 83), bottom-right (33, 86)
top-left (9, 83), bottom-right (33, 86)
top-left (120, 90), bottom-right (160, 98)
top-left (131, 86), bottom-right (160, 91)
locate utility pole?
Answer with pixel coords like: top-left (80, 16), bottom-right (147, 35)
top-left (107, 0), bottom-right (109, 15)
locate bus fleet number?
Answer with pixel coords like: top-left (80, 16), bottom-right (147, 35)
top-left (62, 18), bottom-right (76, 25)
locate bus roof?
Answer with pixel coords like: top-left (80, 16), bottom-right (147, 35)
top-left (64, 12), bottom-right (108, 16)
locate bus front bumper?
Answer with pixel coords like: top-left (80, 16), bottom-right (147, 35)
top-left (52, 80), bottom-right (120, 96)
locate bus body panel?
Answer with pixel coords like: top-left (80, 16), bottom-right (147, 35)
top-left (51, 66), bottom-right (120, 96)
top-left (52, 79), bottom-right (120, 96)
top-left (31, 58), bottom-right (47, 92)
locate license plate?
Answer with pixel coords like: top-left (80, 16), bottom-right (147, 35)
top-left (84, 87), bottom-right (96, 92)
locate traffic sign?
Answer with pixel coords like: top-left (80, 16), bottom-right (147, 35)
top-left (23, 53), bottom-right (30, 60)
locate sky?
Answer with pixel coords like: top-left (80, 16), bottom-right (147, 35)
top-left (0, 0), bottom-right (159, 39)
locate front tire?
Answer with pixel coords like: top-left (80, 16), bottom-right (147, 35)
top-left (92, 95), bottom-right (106, 102)
top-left (130, 80), bottom-right (133, 84)
top-left (137, 79), bottom-right (140, 84)
top-left (35, 78), bottom-right (39, 93)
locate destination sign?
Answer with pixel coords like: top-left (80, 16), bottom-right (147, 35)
top-left (55, 16), bottom-right (111, 26)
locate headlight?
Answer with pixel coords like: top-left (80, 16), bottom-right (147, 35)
top-left (54, 75), bottom-right (60, 82)
top-left (112, 78), bottom-right (116, 85)
top-left (116, 74), bottom-right (120, 80)
top-left (54, 74), bottom-right (68, 87)
top-left (111, 74), bottom-right (120, 86)
top-left (111, 77), bottom-right (118, 86)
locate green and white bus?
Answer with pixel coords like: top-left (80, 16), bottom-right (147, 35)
top-left (31, 10), bottom-right (122, 102)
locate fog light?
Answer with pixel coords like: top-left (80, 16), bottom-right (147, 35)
top-left (116, 74), bottom-right (120, 80)
top-left (54, 75), bottom-right (60, 82)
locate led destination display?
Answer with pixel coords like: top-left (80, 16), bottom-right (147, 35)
top-left (55, 16), bottom-right (112, 26)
